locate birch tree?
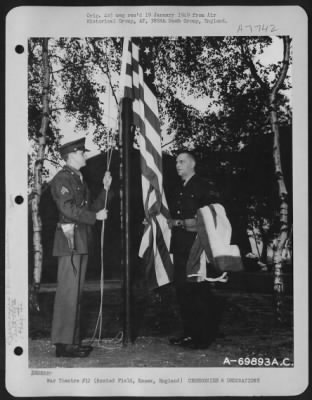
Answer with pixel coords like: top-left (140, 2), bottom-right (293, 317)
top-left (29, 38), bottom-right (50, 312)
top-left (241, 36), bottom-right (291, 321)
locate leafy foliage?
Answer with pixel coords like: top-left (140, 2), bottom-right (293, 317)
top-left (28, 37), bottom-right (122, 186)
top-left (28, 36), bottom-right (292, 243)
top-left (147, 36), bottom-right (292, 154)
top-left (28, 36), bottom-right (291, 172)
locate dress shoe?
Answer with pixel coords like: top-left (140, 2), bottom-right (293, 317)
top-left (55, 344), bottom-right (91, 358)
top-left (79, 344), bottom-right (93, 352)
top-left (169, 336), bottom-right (193, 346)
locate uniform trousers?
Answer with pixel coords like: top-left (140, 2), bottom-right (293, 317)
top-left (51, 254), bottom-right (88, 345)
top-left (173, 253), bottom-right (219, 346)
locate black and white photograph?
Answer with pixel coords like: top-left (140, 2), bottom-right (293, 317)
top-left (5, 5), bottom-right (308, 397)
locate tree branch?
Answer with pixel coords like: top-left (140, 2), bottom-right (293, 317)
top-left (161, 138), bottom-right (176, 148)
top-left (51, 63), bottom-right (91, 74)
top-left (43, 157), bottom-right (62, 167)
top-left (49, 107), bottom-right (67, 112)
top-left (88, 38), bottom-right (119, 106)
top-left (50, 54), bottom-right (91, 72)
top-left (240, 41), bottom-right (268, 91)
top-left (100, 63), bottom-right (119, 106)
top-left (271, 37), bottom-right (291, 99)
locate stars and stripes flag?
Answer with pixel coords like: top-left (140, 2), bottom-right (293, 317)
top-left (120, 37), bottom-right (174, 289)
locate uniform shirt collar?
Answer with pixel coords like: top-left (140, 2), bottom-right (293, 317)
top-left (182, 173), bottom-right (196, 186)
top-left (64, 165), bottom-right (83, 181)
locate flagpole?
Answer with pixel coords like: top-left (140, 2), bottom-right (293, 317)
top-left (119, 97), bottom-right (133, 345)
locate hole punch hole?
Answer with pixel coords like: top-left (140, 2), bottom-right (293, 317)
top-left (15, 45), bottom-right (24, 54)
top-left (14, 346), bottom-right (23, 356)
top-left (15, 195), bottom-right (24, 204)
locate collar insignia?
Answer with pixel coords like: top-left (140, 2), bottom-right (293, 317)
top-left (60, 186), bottom-right (69, 195)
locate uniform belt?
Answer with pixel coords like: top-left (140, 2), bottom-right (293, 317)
top-left (172, 218), bottom-right (197, 232)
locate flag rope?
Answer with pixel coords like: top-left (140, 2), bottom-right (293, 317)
top-left (87, 131), bottom-right (122, 347)
top-left (87, 69), bottom-right (122, 346)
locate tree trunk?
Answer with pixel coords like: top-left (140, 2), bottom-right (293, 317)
top-left (268, 36), bottom-right (291, 323)
top-left (241, 36), bottom-right (291, 322)
top-left (30, 38), bottom-right (49, 312)
top-left (269, 94), bottom-right (289, 322)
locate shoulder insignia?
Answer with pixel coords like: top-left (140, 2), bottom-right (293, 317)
top-left (60, 186), bottom-right (70, 195)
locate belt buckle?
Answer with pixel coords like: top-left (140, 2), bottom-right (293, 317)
top-left (176, 219), bottom-right (184, 228)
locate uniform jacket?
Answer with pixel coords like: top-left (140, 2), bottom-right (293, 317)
top-left (50, 165), bottom-right (112, 256)
top-left (169, 174), bottom-right (220, 256)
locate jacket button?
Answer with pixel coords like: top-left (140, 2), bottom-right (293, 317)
top-left (177, 210), bottom-right (181, 214)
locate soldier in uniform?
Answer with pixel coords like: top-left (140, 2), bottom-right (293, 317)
top-left (167, 151), bottom-right (221, 349)
top-left (50, 137), bottom-right (112, 358)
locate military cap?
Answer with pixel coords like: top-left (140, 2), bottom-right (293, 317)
top-left (59, 137), bottom-right (90, 158)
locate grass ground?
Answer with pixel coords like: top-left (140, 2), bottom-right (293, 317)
top-left (29, 280), bottom-right (293, 368)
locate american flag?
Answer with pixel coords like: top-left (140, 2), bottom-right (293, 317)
top-left (120, 37), bottom-right (173, 289)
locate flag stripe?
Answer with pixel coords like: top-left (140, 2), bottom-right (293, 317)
top-left (139, 143), bottom-right (162, 192)
top-left (143, 228), bottom-right (158, 288)
top-left (139, 217), bottom-right (172, 289)
top-left (137, 120), bottom-right (163, 170)
top-left (154, 216), bottom-right (174, 280)
top-left (122, 37), bottom-right (173, 289)
top-left (124, 86), bottom-right (133, 100)
top-left (126, 60), bottom-right (139, 76)
top-left (133, 105), bottom-right (161, 150)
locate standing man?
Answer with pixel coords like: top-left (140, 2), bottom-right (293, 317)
top-left (168, 151), bottom-right (221, 349)
top-left (50, 137), bottom-right (112, 358)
